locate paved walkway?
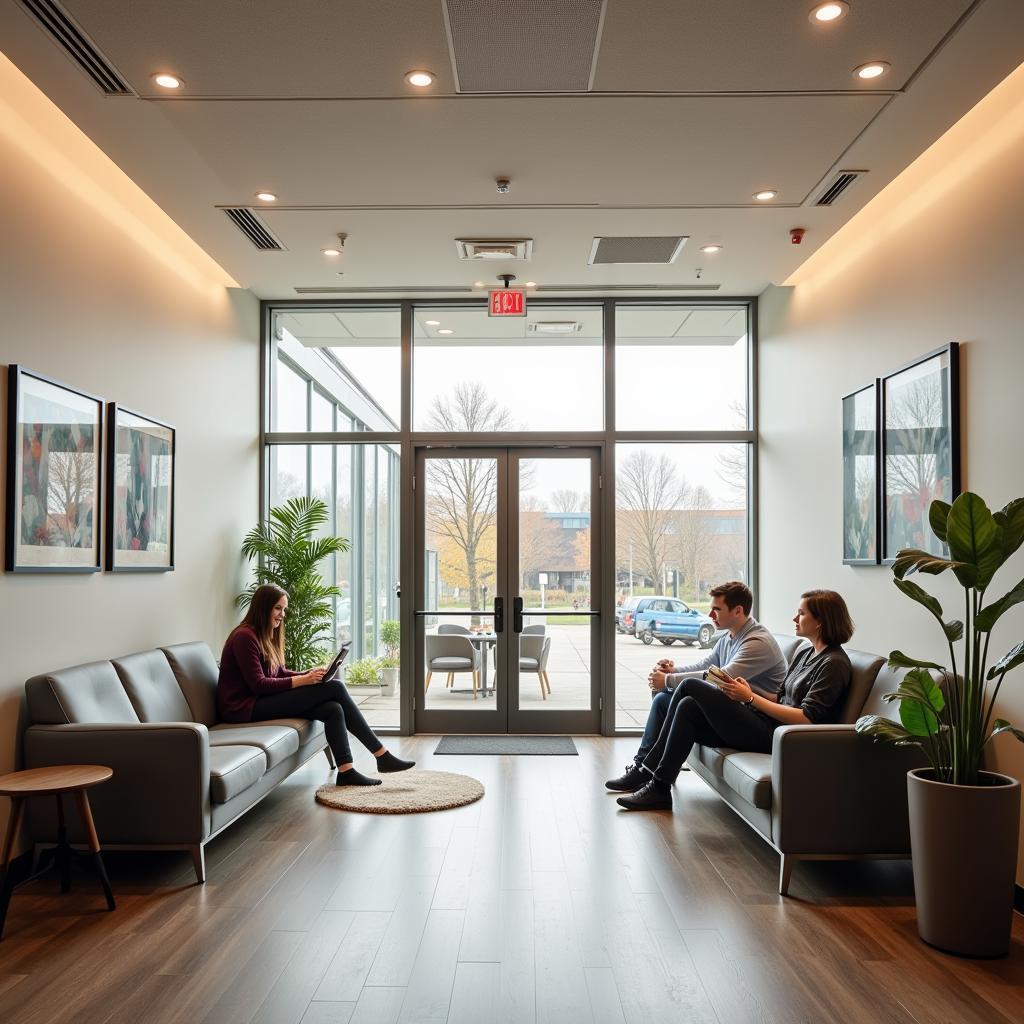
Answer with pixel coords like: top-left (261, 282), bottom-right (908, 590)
top-left (353, 624), bottom-right (710, 729)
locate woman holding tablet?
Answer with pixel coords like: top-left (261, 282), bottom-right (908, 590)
top-left (218, 585), bottom-right (414, 786)
top-left (616, 589), bottom-right (854, 811)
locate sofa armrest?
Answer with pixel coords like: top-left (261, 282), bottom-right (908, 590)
top-left (23, 722), bottom-right (211, 845)
top-left (770, 724), bottom-right (926, 855)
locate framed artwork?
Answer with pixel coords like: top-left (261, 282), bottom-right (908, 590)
top-left (881, 343), bottom-right (960, 563)
top-left (842, 381), bottom-right (880, 564)
top-left (106, 404), bottom-right (175, 572)
top-left (5, 366), bottom-right (103, 573)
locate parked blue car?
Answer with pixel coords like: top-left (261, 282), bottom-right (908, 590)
top-left (632, 596), bottom-right (716, 648)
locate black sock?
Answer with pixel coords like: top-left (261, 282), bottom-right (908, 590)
top-left (335, 768), bottom-right (382, 787)
top-left (376, 751), bottom-right (415, 773)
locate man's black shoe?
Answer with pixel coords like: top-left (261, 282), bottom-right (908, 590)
top-left (616, 779), bottom-right (672, 811)
top-left (605, 763), bottom-right (647, 792)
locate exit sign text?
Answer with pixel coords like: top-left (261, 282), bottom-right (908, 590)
top-left (488, 289), bottom-right (527, 317)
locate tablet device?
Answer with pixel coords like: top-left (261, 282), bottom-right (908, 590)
top-left (322, 641), bottom-right (352, 682)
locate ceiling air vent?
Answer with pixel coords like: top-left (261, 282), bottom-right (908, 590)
top-left (455, 238), bottom-right (533, 261)
top-left (815, 170), bottom-right (866, 206)
top-left (527, 321), bottom-right (583, 335)
top-left (222, 208), bottom-right (284, 250)
top-left (19, 0), bottom-right (133, 95)
top-left (589, 237), bottom-right (687, 265)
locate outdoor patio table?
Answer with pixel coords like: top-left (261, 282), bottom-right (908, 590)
top-left (466, 633), bottom-right (498, 696)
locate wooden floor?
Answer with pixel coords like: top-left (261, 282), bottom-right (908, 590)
top-left (1, 736), bottom-right (1022, 1024)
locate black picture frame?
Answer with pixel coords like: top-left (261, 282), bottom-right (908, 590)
top-left (105, 404), bottom-right (176, 572)
top-left (842, 380), bottom-right (880, 565)
top-left (881, 343), bottom-right (960, 564)
top-left (5, 365), bottom-right (103, 573)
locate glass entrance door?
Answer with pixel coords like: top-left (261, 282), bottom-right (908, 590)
top-left (414, 447), bottom-right (600, 734)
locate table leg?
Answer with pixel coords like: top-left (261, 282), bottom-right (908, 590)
top-left (74, 791), bottom-right (115, 911)
top-left (0, 797), bottom-right (26, 940)
top-left (480, 641), bottom-right (490, 696)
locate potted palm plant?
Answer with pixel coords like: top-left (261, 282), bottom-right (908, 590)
top-left (856, 492), bottom-right (1024, 956)
top-left (236, 497), bottom-right (350, 669)
top-left (379, 619), bottom-right (400, 697)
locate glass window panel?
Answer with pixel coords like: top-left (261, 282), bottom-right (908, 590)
top-left (413, 305), bottom-right (603, 431)
top-left (615, 305), bottom-right (748, 431)
top-left (271, 308), bottom-right (400, 431)
top-left (270, 444), bottom-right (307, 505)
top-left (311, 389), bottom-right (335, 432)
top-left (274, 359), bottom-right (308, 432)
top-left (614, 442), bottom-right (749, 732)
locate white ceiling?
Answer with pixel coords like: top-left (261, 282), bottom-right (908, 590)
top-left (3, 0), bottom-right (1023, 298)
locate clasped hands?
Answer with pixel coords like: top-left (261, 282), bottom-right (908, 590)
top-left (648, 659), bottom-right (754, 703)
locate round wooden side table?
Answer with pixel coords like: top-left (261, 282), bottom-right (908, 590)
top-left (0, 765), bottom-right (115, 939)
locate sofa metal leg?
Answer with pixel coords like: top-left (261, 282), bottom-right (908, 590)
top-left (191, 845), bottom-right (206, 885)
top-left (324, 746), bottom-right (337, 769)
top-left (778, 854), bottom-right (796, 896)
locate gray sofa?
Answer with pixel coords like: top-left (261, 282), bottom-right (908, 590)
top-left (23, 642), bottom-right (334, 883)
top-left (685, 633), bottom-right (925, 895)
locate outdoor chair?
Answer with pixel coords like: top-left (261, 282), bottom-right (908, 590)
top-left (425, 633), bottom-right (482, 698)
top-left (438, 623), bottom-right (473, 635)
top-left (519, 634), bottom-right (552, 699)
top-left (522, 624), bottom-right (546, 635)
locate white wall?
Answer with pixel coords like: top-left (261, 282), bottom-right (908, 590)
top-left (0, 57), bottom-right (259, 850)
top-left (759, 62), bottom-right (1024, 882)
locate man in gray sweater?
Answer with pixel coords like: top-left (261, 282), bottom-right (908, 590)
top-left (606, 581), bottom-right (786, 795)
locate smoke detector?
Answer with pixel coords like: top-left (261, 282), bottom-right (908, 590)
top-left (455, 238), bottom-right (533, 261)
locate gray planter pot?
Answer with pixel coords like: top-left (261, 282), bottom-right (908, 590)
top-left (380, 667), bottom-right (399, 698)
top-left (907, 768), bottom-right (1021, 957)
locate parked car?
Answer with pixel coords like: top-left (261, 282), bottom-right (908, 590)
top-left (615, 596), bottom-right (642, 634)
top-left (632, 596), bottom-right (716, 648)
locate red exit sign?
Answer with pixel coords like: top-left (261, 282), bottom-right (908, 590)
top-left (488, 289), bottom-right (527, 317)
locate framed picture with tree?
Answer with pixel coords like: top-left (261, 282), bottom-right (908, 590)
top-left (880, 343), bottom-right (960, 563)
top-left (841, 381), bottom-right (880, 564)
top-left (5, 365), bottom-right (103, 573)
top-left (106, 404), bottom-right (175, 571)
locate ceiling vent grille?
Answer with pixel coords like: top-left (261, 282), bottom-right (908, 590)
top-left (527, 321), bottom-right (584, 335)
top-left (455, 238), bottom-right (533, 261)
top-left (815, 170), bottom-right (866, 206)
top-left (445, 0), bottom-right (605, 93)
top-left (19, 0), bottom-right (133, 95)
top-left (589, 237), bottom-right (687, 265)
top-left (223, 208), bottom-right (284, 250)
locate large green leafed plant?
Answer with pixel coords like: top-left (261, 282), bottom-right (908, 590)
top-left (856, 492), bottom-right (1024, 785)
top-left (236, 497), bottom-right (350, 670)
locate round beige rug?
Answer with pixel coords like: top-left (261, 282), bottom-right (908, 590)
top-left (315, 770), bottom-right (484, 814)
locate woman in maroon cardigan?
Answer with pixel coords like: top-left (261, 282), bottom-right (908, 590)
top-left (218, 585), bottom-right (413, 786)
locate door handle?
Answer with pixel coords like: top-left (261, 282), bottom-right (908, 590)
top-left (494, 596), bottom-right (504, 634)
top-left (513, 596), bottom-right (524, 634)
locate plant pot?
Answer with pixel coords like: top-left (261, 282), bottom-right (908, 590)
top-left (380, 667), bottom-right (399, 698)
top-left (907, 768), bottom-right (1021, 957)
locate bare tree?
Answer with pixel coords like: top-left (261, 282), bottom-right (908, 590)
top-left (616, 450), bottom-right (688, 587)
top-left (550, 488), bottom-right (589, 513)
top-left (47, 449), bottom-right (96, 547)
top-left (673, 485), bottom-right (716, 600)
top-left (716, 400), bottom-right (748, 508)
top-left (425, 383), bottom-right (513, 618)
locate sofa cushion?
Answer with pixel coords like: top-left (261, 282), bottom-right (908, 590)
top-left (210, 724), bottom-right (300, 768)
top-left (26, 662), bottom-right (139, 725)
top-left (837, 649), bottom-right (886, 724)
top-left (113, 650), bottom-right (193, 723)
top-left (774, 635), bottom-right (809, 668)
top-left (209, 745), bottom-right (267, 803)
top-left (693, 744), bottom-right (734, 779)
top-left (722, 752), bottom-right (773, 809)
top-left (221, 717), bottom-right (325, 747)
top-left (161, 643), bottom-right (219, 725)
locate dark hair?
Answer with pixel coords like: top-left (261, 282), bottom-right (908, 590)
top-left (708, 580), bottom-right (753, 615)
top-left (238, 584), bottom-right (288, 670)
top-left (801, 589), bottom-right (854, 646)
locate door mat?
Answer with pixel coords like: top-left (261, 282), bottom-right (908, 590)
top-left (434, 736), bottom-right (578, 755)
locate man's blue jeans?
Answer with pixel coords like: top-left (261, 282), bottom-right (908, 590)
top-left (635, 688), bottom-right (674, 765)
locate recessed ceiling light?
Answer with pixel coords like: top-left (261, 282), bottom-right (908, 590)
top-left (525, 281), bottom-right (537, 288)
top-left (854, 61), bottom-right (890, 80)
top-left (437, 329), bottom-right (454, 335)
top-left (473, 281), bottom-right (485, 288)
top-left (405, 70), bottom-right (434, 87)
top-left (809, 2), bottom-right (848, 24)
top-left (152, 73), bottom-right (183, 89)
top-left (424, 319), bottom-right (441, 326)
top-left (254, 191), bottom-right (277, 202)
top-left (753, 190), bottom-right (778, 201)
top-left (699, 244), bottom-right (723, 254)
top-left (321, 248), bottom-right (342, 257)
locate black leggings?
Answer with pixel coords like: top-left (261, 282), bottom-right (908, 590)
top-left (641, 677), bottom-right (777, 784)
top-left (252, 679), bottom-right (381, 766)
